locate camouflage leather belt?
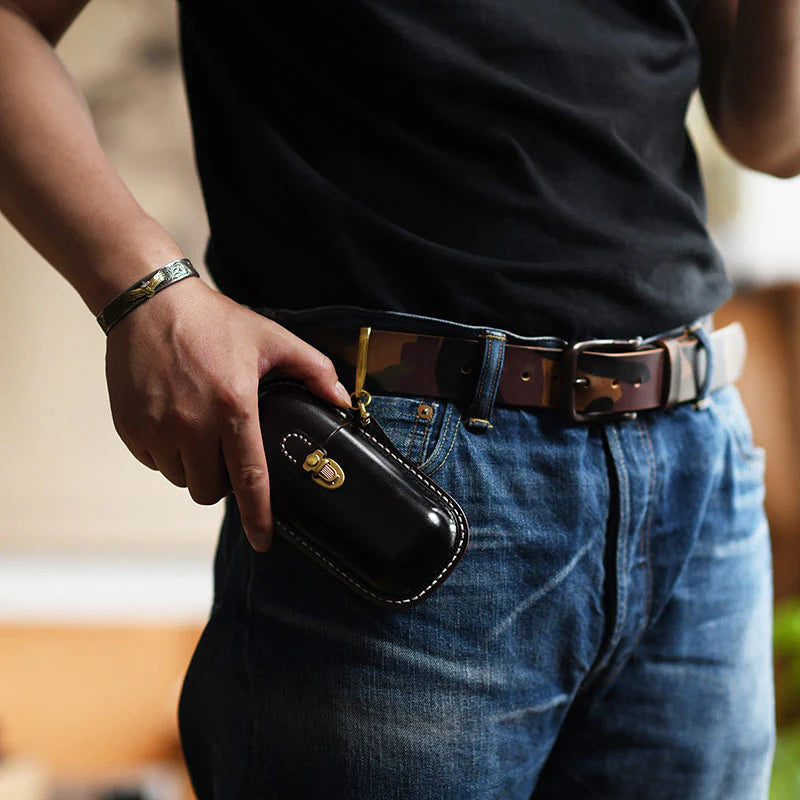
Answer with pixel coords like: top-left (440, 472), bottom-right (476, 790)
top-left (292, 321), bottom-right (747, 422)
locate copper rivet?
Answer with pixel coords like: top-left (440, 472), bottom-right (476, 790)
top-left (417, 403), bottom-right (434, 420)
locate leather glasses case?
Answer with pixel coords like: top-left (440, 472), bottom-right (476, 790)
top-left (257, 379), bottom-right (469, 608)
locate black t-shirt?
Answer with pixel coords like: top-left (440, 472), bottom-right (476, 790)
top-left (178, 0), bottom-right (731, 340)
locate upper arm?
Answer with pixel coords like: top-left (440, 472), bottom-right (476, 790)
top-left (692, 0), bottom-right (739, 134)
top-left (0, 0), bottom-right (92, 44)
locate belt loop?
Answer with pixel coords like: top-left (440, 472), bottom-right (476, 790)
top-left (687, 322), bottom-right (715, 410)
top-left (464, 329), bottom-right (506, 433)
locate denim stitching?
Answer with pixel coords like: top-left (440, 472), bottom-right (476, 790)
top-left (468, 331), bottom-right (505, 430)
top-left (420, 403), bottom-right (458, 472)
top-left (577, 422), bottom-right (631, 693)
top-left (486, 333), bottom-right (506, 410)
top-left (601, 424), bottom-right (631, 661)
top-left (407, 412), bottom-right (421, 460)
top-left (420, 403), bottom-right (453, 469)
top-left (426, 416), bottom-right (462, 477)
top-left (473, 334), bottom-right (495, 416)
top-left (417, 411), bottom-right (432, 463)
top-left (419, 403), bottom-right (442, 464)
top-left (610, 424), bottom-right (630, 646)
top-left (636, 416), bottom-right (657, 634)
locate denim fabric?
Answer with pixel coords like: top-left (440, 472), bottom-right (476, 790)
top-left (178, 306), bottom-right (774, 800)
top-left (464, 329), bottom-right (507, 432)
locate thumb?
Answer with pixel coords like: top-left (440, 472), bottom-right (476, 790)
top-left (260, 323), bottom-right (353, 408)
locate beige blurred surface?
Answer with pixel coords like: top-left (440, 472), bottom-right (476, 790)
top-left (0, 0), bottom-right (223, 558)
top-left (0, 624), bottom-right (200, 786)
top-left (0, 756), bottom-right (49, 800)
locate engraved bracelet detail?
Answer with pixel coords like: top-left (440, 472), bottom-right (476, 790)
top-left (96, 258), bottom-right (199, 335)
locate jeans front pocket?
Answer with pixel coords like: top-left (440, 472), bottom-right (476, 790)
top-left (708, 384), bottom-right (767, 469)
top-left (365, 393), bottom-right (460, 474)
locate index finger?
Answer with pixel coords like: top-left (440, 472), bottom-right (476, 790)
top-left (221, 403), bottom-right (272, 552)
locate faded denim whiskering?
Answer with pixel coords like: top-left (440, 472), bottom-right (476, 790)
top-left (178, 307), bottom-right (774, 800)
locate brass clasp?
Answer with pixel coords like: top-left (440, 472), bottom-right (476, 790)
top-left (302, 449), bottom-right (345, 489)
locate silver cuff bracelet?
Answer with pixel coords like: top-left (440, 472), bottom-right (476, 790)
top-left (95, 258), bottom-right (199, 335)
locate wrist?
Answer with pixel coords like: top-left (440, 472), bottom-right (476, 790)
top-left (96, 258), bottom-right (201, 335)
top-left (77, 219), bottom-right (185, 315)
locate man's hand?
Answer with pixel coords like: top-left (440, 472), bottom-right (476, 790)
top-left (104, 277), bottom-right (352, 552)
top-left (0, 1), bottom-right (352, 550)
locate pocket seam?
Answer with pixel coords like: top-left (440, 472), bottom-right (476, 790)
top-left (367, 395), bottom-right (461, 475)
top-left (407, 413), bottom-right (423, 461)
top-left (421, 403), bottom-right (462, 475)
top-left (708, 393), bottom-right (766, 467)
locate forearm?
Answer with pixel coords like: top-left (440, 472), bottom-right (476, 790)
top-left (715, 0), bottom-right (800, 177)
top-left (0, 2), bottom-right (183, 315)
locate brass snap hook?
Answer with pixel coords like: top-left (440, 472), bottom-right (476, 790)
top-left (350, 326), bottom-right (372, 425)
top-left (350, 388), bottom-right (372, 426)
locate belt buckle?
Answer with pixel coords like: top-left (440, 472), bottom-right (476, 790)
top-left (561, 336), bottom-right (644, 423)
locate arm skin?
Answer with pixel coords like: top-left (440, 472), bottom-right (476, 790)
top-left (695, 0), bottom-right (800, 178)
top-left (0, 0), bottom-right (353, 550)
top-left (0, 0), bottom-right (184, 313)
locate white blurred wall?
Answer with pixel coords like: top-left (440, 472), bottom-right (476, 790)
top-left (688, 95), bottom-right (800, 285)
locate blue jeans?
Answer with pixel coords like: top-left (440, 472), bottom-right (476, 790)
top-left (178, 306), bottom-right (775, 799)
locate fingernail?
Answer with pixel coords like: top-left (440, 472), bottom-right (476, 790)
top-left (335, 381), bottom-right (352, 408)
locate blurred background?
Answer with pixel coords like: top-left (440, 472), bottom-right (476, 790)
top-left (2, 1), bottom-right (800, 797)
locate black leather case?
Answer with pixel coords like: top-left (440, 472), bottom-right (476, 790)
top-left (258, 380), bottom-right (470, 608)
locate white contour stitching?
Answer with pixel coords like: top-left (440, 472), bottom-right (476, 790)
top-left (280, 431), bottom-right (314, 465)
